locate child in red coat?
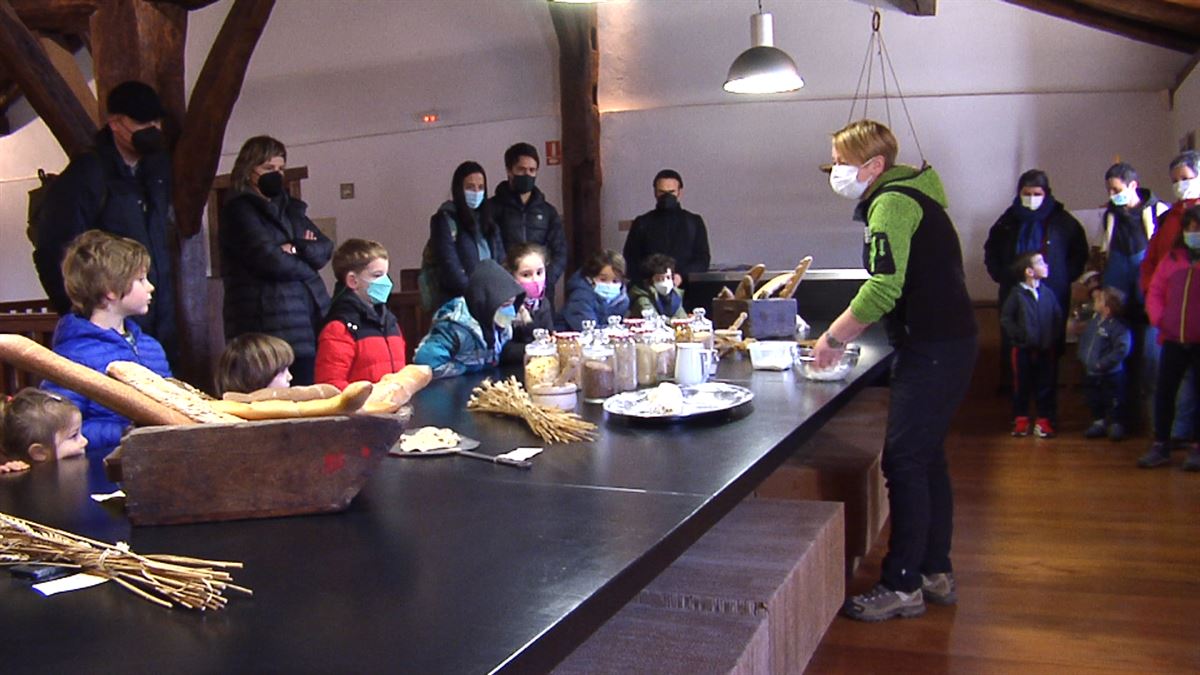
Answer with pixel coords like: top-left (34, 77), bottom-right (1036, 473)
top-left (314, 239), bottom-right (407, 389)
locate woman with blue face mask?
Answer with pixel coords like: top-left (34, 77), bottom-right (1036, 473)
top-left (419, 161), bottom-right (506, 311)
top-left (560, 250), bottom-right (631, 331)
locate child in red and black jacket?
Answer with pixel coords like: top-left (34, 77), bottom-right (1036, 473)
top-left (1000, 251), bottom-right (1063, 438)
top-left (314, 239), bottom-right (407, 389)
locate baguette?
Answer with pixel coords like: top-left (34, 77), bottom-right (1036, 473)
top-left (362, 365), bottom-right (433, 414)
top-left (747, 263), bottom-right (767, 283)
top-left (753, 272), bottom-right (793, 299)
top-left (714, 286), bottom-right (735, 300)
top-left (779, 256), bottom-right (813, 299)
top-left (0, 334), bottom-right (192, 427)
top-left (734, 274), bottom-right (755, 300)
top-left (211, 381), bottom-right (374, 420)
top-left (222, 383), bottom-right (341, 403)
top-left (107, 361), bottom-right (242, 424)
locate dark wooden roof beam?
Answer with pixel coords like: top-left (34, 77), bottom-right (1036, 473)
top-left (886, 0), bottom-right (936, 17)
top-left (1004, 0), bottom-right (1200, 53)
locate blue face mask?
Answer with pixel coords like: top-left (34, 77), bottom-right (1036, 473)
top-left (1185, 232), bottom-right (1200, 251)
top-left (465, 190), bottom-right (485, 210)
top-left (594, 281), bottom-right (622, 302)
top-left (494, 304), bottom-right (517, 327)
top-left (366, 274), bottom-right (393, 304)
top-left (1110, 186), bottom-right (1134, 207)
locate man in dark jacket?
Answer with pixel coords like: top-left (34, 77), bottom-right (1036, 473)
top-left (493, 143), bottom-right (568, 294)
top-left (33, 81), bottom-right (177, 364)
top-left (623, 169), bottom-right (711, 289)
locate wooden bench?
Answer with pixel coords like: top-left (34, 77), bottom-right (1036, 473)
top-left (0, 300), bottom-right (58, 396)
top-left (554, 499), bottom-right (844, 674)
top-left (754, 386), bottom-right (890, 580)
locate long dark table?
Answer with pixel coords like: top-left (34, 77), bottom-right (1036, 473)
top-left (1, 332), bottom-right (891, 674)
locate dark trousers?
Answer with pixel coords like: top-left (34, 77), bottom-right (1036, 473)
top-left (1153, 342), bottom-right (1200, 442)
top-left (881, 336), bottom-right (978, 593)
top-left (1083, 371), bottom-right (1125, 424)
top-left (1011, 347), bottom-right (1057, 422)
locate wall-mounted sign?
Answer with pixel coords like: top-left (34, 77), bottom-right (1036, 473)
top-left (546, 140), bottom-right (562, 166)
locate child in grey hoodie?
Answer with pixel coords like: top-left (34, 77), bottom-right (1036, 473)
top-left (1077, 286), bottom-right (1132, 440)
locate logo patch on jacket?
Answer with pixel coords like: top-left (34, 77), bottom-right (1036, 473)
top-left (864, 232), bottom-right (896, 275)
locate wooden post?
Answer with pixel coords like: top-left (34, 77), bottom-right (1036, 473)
top-left (550, 3), bottom-right (602, 278)
top-left (0, 0), bottom-right (96, 156)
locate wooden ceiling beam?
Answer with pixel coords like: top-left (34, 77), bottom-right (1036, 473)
top-left (1004, 0), bottom-right (1200, 53)
top-left (1073, 0), bottom-right (1200, 33)
top-left (151, 0), bottom-right (223, 9)
top-left (9, 0), bottom-right (97, 34)
top-left (885, 0), bottom-right (937, 17)
top-left (0, 0), bottom-right (96, 155)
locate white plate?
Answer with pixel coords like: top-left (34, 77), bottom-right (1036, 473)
top-left (390, 433), bottom-right (481, 456)
top-left (602, 383), bottom-right (754, 421)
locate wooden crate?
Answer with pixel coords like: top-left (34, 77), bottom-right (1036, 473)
top-left (712, 298), bottom-right (797, 339)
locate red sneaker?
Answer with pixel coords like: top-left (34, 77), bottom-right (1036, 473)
top-left (1033, 418), bottom-right (1055, 438)
top-left (1012, 416), bottom-right (1030, 436)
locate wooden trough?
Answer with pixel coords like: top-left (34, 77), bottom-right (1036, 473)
top-left (104, 414), bottom-right (404, 526)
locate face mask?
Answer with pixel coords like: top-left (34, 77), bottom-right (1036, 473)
top-left (829, 163), bottom-right (870, 200)
top-left (1185, 232), bottom-right (1200, 250)
top-left (1020, 195), bottom-right (1044, 210)
top-left (494, 304), bottom-right (517, 328)
top-left (653, 279), bottom-right (674, 296)
top-left (1175, 178), bottom-right (1200, 201)
top-left (366, 274), bottom-right (393, 304)
top-left (512, 174), bottom-right (536, 194)
top-left (657, 193), bottom-right (679, 210)
top-left (518, 278), bottom-right (544, 300)
top-left (257, 171), bottom-right (285, 198)
top-left (131, 127), bottom-right (166, 156)
top-left (465, 190), bottom-right (485, 209)
top-left (594, 281), bottom-right (622, 302)
top-left (1110, 186), bottom-right (1135, 207)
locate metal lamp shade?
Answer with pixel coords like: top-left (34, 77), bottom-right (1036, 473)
top-left (724, 12), bottom-right (804, 94)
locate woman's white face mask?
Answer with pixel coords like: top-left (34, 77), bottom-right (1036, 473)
top-left (828, 158), bottom-right (877, 200)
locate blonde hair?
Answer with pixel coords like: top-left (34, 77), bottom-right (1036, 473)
top-left (332, 238), bottom-right (389, 284)
top-left (0, 388), bottom-right (80, 462)
top-left (215, 333), bottom-right (295, 396)
top-left (832, 119), bottom-right (899, 168)
top-left (230, 135), bottom-right (288, 193)
top-left (62, 230), bottom-right (151, 317)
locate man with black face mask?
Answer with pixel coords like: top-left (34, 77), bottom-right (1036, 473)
top-left (623, 169), bottom-right (711, 289)
top-left (493, 142), bottom-right (568, 296)
top-left (33, 80), bottom-right (178, 364)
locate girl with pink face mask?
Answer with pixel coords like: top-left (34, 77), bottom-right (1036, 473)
top-left (500, 242), bottom-right (556, 364)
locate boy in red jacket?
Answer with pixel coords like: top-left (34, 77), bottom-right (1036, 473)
top-left (314, 239), bottom-right (406, 389)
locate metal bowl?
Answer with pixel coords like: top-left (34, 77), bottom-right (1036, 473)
top-left (794, 344), bottom-right (860, 381)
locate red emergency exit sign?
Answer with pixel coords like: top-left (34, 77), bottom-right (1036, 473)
top-left (546, 140), bottom-right (562, 166)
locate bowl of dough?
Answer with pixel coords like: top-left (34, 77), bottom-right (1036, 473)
top-left (794, 344), bottom-right (860, 381)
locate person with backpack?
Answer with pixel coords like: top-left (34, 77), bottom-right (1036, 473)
top-left (419, 161), bottom-right (505, 311)
top-left (31, 81), bottom-right (178, 364)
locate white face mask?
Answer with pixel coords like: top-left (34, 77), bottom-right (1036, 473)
top-left (653, 279), bottom-right (674, 296)
top-left (1020, 194), bottom-right (1044, 210)
top-left (1175, 178), bottom-right (1200, 201)
top-left (829, 163), bottom-right (871, 200)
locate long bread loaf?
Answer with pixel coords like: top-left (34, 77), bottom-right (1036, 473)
top-left (107, 361), bottom-right (242, 424)
top-left (210, 381), bottom-right (374, 420)
top-left (362, 365), bottom-right (433, 414)
top-left (0, 334), bottom-right (193, 426)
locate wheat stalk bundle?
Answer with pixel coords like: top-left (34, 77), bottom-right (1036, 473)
top-left (0, 512), bottom-right (251, 610)
top-left (467, 377), bottom-right (597, 444)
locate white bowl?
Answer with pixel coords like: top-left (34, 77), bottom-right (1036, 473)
top-left (748, 341), bottom-right (798, 370)
top-left (794, 345), bottom-right (860, 381)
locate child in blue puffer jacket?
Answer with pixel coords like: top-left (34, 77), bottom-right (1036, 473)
top-left (560, 249), bottom-right (630, 331)
top-left (41, 231), bottom-right (172, 459)
top-left (1077, 286), bottom-right (1132, 440)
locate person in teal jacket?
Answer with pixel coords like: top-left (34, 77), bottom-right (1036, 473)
top-left (413, 259), bottom-right (524, 379)
top-left (815, 119), bottom-right (977, 623)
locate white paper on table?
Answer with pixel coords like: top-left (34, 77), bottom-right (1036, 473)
top-left (33, 573), bottom-right (108, 596)
top-left (498, 447), bottom-right (543, 462)
top-left (90, 490), bottom-right (126, 503)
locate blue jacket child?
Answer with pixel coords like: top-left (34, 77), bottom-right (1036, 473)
top-left (560, 270), bottom-right (631, 331)
top-left (42, 312), bottom-right (172, 457)
top-left (414, 259), bottom-right (525, 379)
top-left (1077, 314), bottom-right (1132, 375)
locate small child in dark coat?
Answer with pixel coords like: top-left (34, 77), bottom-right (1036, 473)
top-left (1077, 287), bottom-right (1132, 441)
top-left (1001, 251), bottom-right (1063, 438)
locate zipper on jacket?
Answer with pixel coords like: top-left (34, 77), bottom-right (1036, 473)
top-left (1183, 267), bottom-right (1194, 343)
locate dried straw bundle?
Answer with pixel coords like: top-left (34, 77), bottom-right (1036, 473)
top-left (467, 377), bottom-right (597, 444)
top-left (0, 512), bottom-right (251, 610)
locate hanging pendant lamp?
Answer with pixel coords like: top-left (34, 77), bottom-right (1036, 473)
top-left (723, 3), bottom-right (804, 94)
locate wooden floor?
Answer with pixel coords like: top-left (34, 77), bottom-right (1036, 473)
top-left (807, 310), bottom-right (1200, 674)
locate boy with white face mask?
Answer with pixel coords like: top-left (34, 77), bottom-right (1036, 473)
top-left (629, 254), bottom-right (688, 320)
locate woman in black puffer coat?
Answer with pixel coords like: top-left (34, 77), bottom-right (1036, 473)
top-left (221, 135), bottom-right (332, 385)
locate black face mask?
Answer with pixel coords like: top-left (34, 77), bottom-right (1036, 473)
top-left (131, 127), bottom-right (166, 156)
top-left (512, 174), bottom-right (536, 195)
top-left (657, 193), bottom-right (679, 210)
top-left (257, 171), bottom-right (285, 198)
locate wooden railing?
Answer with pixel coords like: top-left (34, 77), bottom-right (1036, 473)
top-left (0, 299), bottom-right (58, 396)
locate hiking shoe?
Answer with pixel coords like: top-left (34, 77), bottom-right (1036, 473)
top-left (1012, 416), bottom-right (1030, 437)
top-left (1084, 420), bottom-right (1106, 439)
top-left (921, 572), bottom-right (957, 606)
top-left (1137, 442), bottom-right (1171, 469)
top-left (1107, 423), bottom-right (1126, 442)
top-left (841, 584), bottom-right (925, 622)
top-left (1183, 446), bottom-right (1200, 472)
top-left (1033, 418), bottom-right (1055, 438)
